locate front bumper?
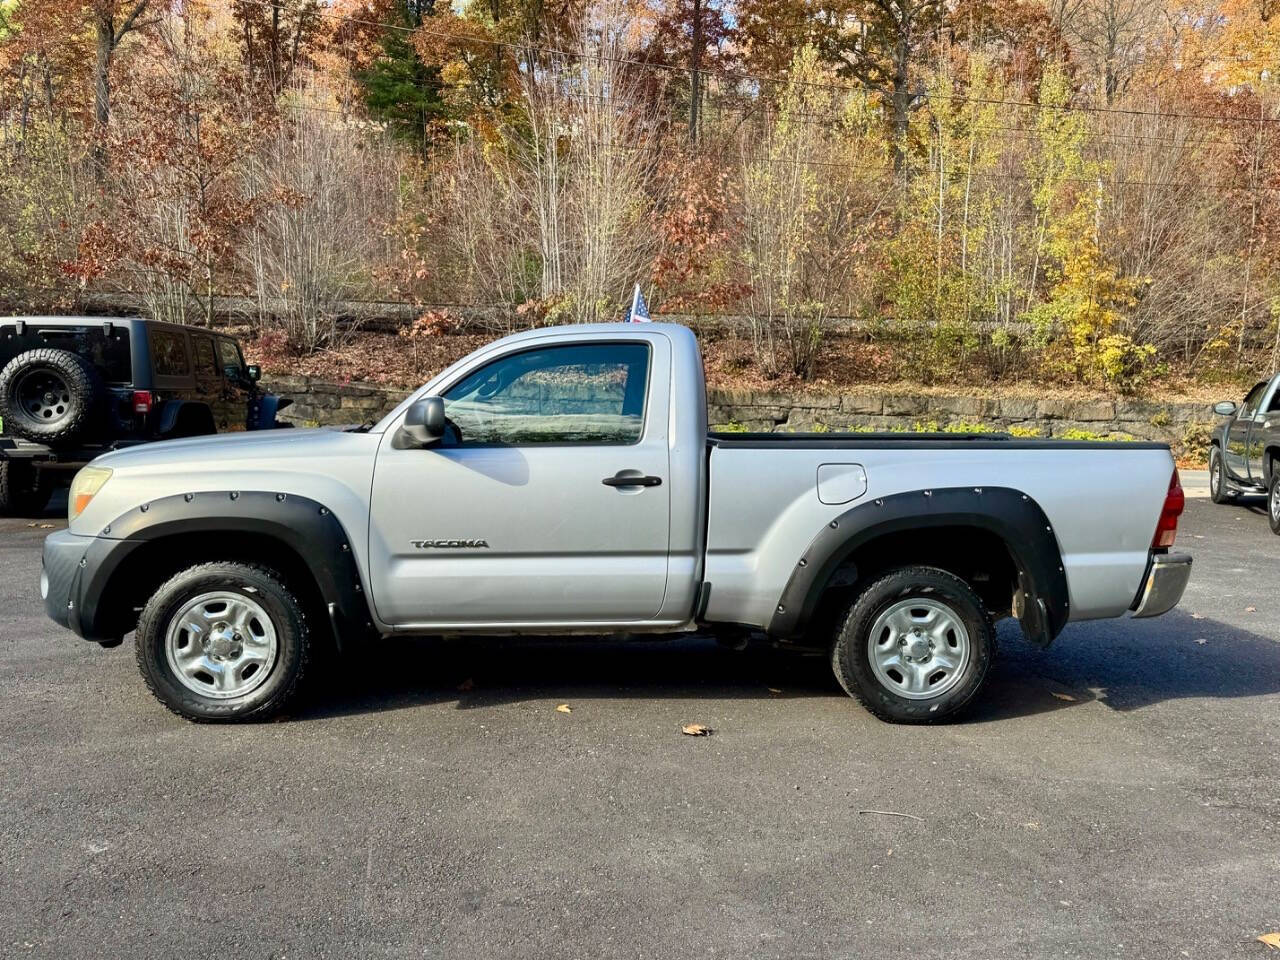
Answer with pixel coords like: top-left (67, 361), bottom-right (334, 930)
top-left (40, 529), bottom-right (131, 642)
top-left (1130, 552), bottom-right (1193, 618)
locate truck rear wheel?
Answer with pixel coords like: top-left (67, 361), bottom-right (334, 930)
top-left (831, 566), bottom-right (995, 724)
top-left (134, 562), bottom-right (313, 722)
top-left (0, 348), bottom-right (99, 443)
top-left (0, 459), bottom-right (52, 516)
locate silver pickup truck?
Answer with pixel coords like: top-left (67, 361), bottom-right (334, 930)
top-left (41, 323), bottom-right (1192, 723)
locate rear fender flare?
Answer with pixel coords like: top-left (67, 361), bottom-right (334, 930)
top-left (766, 486), bottom-right (1070, 646)
top-left (157, 400), bottom-right (214, 437)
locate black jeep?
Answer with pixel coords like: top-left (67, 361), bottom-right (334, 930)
top-left (0, 316), bottom-right (290, 515)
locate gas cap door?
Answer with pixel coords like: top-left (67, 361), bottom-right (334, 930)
top-left (816, 463), bottom-right (868, 505)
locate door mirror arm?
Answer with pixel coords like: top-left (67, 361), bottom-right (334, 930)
top-left (393, 396), bottom-right (447, 449)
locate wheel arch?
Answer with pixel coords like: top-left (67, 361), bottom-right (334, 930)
top-left (158, 401), bottom-right (215, 438)
top-left (766, 487), bottom-right (1070, 647)
top-left (74, 491), bottom-right (376, 649)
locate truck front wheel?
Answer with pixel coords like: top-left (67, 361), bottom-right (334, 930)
top-left (135, 562), bottom-right (313, 722)
top-left (831, 566), bottom-right (995, 724)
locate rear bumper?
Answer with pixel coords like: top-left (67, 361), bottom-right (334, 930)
top-left (1130, 552), bottom-right (1193, 618)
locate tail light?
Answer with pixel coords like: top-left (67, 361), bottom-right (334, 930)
top-left (1152, 469), bottom-right (1185, 549)
top-left (132, 390), bottom-right (153, 415)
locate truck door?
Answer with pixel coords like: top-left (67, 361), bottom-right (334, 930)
top-left (1247, 378), bottom-right (1280, 481)
top-left (368, 335), bottom-right (671, 627)
top-left (1225, 381), bottom-right (1265, 481)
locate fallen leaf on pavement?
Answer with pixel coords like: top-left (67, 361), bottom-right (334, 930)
top-left (1258, 933), bottom-right (1280, 950)
top-left (1051, 692), bottom-right (1077, 701)
top-left (1190, 613), bottom-right (1204, 619)
top-left (1245, 606), bottom-right (1257, 612)
top-left (681, 724), bottom-right (712, 736)
top-left (456, 677), bottom-right (474, 692)
top-left (555, 703), bottom-right (572, 714)
top-left (1196, 638), bottom-right (1209, 645)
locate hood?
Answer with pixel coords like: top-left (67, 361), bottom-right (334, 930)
top-left (93, 426), bottom-right (363, 470)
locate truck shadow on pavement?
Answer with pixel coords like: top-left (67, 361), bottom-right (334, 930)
top-left (299, 608), bottom-right (1280, 723)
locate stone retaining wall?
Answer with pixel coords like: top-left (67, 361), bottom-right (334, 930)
top-left (264, 375), bottom-right (1214, 447)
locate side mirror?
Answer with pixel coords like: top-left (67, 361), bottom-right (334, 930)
top-left (246, 364), bottom-right (261, 383)
top-left (1213, 401), bottom-right (1238, 417)
top-left (395, 396), bottom-right (446, 448)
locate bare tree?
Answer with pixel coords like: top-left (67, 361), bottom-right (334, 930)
top-left (241, 103), bottom-right (405, 352)
top-left (1067, 0), bottom-right (1163, 103)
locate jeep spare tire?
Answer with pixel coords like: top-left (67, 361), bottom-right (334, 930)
top-left (0, 348), bottom-right (99, 442)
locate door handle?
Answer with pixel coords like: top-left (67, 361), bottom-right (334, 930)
top-left (602, 474), bottom-right (662, 487)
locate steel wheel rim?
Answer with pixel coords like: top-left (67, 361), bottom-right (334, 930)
top-left (165, 591), bottom-right (278, 700)
top-left (867, 597), bottom-right (971, 700)
top-left (1210, 451), bottom-right (1220, 495)
top-left (1272, 481), bottom-right (1280, 522)
top-left (15, 368), bottom-right (72, 425)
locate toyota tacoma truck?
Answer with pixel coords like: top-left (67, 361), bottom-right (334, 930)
top-left (40, 323), bottom-right (1192, 724)
top-left (1208, 373), bottom-right (1280, 533)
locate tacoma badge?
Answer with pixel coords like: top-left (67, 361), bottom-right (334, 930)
top-left (411, 539), bottom-right (490, 549)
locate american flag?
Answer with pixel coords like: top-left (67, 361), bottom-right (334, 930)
top-left (625, 283), bottom-right (652, 323)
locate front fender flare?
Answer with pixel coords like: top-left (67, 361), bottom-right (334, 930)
top-left (75, 491), bottom-right (374, 648)
top-left (766, 486), bottom-right (1070, 646)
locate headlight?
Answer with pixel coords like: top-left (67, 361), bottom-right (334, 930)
top-left (69, 466), bottom-right (112, 522)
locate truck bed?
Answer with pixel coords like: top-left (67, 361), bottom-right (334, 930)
top-left (703, 434), bottom-right (1177, 631)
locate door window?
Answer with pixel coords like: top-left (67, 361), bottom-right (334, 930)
top-left (193, 336), bottom-right (218, 377)
top-left (441, 343), bottom-right (650, 446)
top-left (1240, 382), bottom-right (1267, 420)
top-left (216, 339), bottom-right (244, 379)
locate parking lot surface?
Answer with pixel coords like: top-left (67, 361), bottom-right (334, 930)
top-left (2, 497), bottom-right (1278, 959)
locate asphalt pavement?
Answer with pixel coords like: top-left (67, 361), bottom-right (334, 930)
top-left (2, 495), bottom-right (1278, 959)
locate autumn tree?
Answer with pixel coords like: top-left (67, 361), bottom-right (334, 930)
top-left (738, 45), bottom-right (887, 377)
top-left (231, 0), bottom-right (323, 97)
top-left (90, 0), bottom-right (156, 177)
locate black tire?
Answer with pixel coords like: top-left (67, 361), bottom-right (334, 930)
top-left (1209, 445), bottom-right (1234, 504)
top-left (1269, 473), bottom-right (1280, 535)
top-left (830, 566), bottom-right (996, 724)
top-left (134, 562), bottom-right (313, 722)
top-left (0, 348), bottom-right (99, 443)
top-left (0, 459), bottom-right (52, 516)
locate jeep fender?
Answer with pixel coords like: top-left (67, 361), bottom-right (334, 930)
top-left (766, 486), bottom-right (1070, 646)
top-left (250, 393), bottom-right (293, 430)
top-left (157, 400), bottom-right (214, 437)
